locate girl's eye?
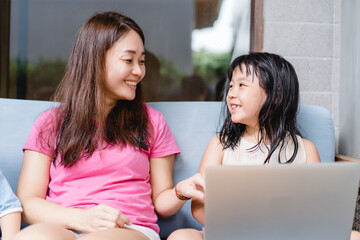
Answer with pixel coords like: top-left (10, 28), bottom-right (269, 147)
top-left (124, 59), bottom-right (132, 63)
top-left (229, 84), bottom-right (233, 88)
top-left (139, 60), bottom-right (145, 65)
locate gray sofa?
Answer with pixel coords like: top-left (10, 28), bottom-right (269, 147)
top-left (0, 98), bottom-right (335, 239)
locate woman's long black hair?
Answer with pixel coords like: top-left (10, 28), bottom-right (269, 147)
top-left (219, 52), bottom-right (301, 164)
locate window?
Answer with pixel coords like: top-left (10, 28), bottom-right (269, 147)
top-left (1, 0), bottom-right (254, 101)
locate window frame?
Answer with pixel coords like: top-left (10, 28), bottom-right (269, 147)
top-left (0, 0), bottom-right (11, 98)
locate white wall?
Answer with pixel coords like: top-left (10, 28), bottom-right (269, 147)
top-left (262, 0), bottom-right (341, 152)
top-left (339, 0), bottom-right (360, 159)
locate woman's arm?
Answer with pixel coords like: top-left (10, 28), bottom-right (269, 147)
top-left (18, 150), bottom-right (130, 232)
top-left (0, 212), bottom-right (21, 240)
top-left (191, 135), bottom-right (224, 225)
top-left (150, 154), bottom-right (205, 218)
top-left (17, 150), bottom-right (81, 228)
top-left (302, 138), bottom-right (320, 163)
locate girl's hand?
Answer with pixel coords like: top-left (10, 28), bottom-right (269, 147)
top-left (74, 204), bottom-right (132, 233)
top-left (175, 173), bottom-right (205, 201)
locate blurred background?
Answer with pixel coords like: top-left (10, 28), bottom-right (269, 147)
top-left (2, 0), bottom-right (250, 102)
top-left (1, 0), bottom-right (359, 159)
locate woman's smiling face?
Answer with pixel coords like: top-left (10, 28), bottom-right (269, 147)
top-left (104, 29), bottom-right (146, 108)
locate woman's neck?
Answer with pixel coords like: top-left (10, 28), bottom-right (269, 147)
top-left (97, 100), bottom-right (116, 121)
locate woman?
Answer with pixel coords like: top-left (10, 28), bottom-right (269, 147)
top-left (14, 11), bottom-right (203, 240)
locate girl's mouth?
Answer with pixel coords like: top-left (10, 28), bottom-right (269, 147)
top-left (230, 104), bottom-right (240, 109)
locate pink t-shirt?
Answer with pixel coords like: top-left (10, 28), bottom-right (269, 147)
top-left (23, 105), bottom-right (180, 233)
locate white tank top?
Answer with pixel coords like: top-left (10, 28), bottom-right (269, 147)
top-left (222, 134), bottom-right (306, 165)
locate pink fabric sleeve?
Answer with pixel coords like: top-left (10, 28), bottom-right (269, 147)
top-left (23, 109), bottom-right (55, 158)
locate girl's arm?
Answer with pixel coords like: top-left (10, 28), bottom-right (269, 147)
top-left (351, 230), bottom-right (360, 240)
top-left (0, 212), bottom-right (21, 240)
top-left (191, 135), bottom-right (224, 225)
top-left (303, 138), bottom-right (321, 163)
top-left (18, 150), bottom-right (131, 232)
top-left (150, 155), bottom-right (205, 218)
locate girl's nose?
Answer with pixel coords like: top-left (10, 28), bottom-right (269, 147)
top-left (228, 91), bottom-right (236, 99)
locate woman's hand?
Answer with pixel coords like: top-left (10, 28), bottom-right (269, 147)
top-left (175, 173), bottom-right (205, 201)
top-left (74, 204), bottom-right (132, 233)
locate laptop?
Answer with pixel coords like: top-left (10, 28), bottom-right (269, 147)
top-left (205, 163), bottom-right (360, 240)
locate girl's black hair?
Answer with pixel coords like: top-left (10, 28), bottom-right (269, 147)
top-left (219, 52), bottom-right (301, 164)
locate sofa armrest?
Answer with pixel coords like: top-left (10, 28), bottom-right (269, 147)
top-left (335, 154), bottom-right (360, 163)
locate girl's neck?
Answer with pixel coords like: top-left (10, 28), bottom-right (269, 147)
top-left (243, 126), bottom-right (269, 145)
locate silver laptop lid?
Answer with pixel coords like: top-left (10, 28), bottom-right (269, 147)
top-left (205, 163), bottom-right (360, 240)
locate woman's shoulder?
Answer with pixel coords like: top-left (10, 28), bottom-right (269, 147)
top-left (34, 107), bottom-right (59, 125)
top-left (145, 104), bottom-right (166, 122)
top-left (145, 103), bottom-right (160, 115)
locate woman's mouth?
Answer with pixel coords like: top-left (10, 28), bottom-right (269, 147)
top-left (125, 81), bottom-right (137, 86)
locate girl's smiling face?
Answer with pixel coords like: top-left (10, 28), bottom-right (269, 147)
top-left (104, 29), bottom-right (146, 109)
top-left (227, 64), bottom-right (267, 128)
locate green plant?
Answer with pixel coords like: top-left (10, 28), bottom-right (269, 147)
top-left (193, 50), bottom-right (231, 84)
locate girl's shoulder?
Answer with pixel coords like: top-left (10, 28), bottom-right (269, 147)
top-left (301, 137), bottom-right (320, 163)
top-left (199, 135), bottom-right (224, 172)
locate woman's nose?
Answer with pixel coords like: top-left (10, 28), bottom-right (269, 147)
top-left (132, 63), bottom-right (144, 77)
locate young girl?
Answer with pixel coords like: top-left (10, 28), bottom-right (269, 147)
top-left (13, 12), bottom-right (203, 240)
top-left (0, 169), bottom-right (22, 240)
top-left (168, 52), bottom-right (320, 240)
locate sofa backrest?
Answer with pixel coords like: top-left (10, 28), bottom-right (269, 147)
top-left (0, 98), bottom-right (335, 238)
